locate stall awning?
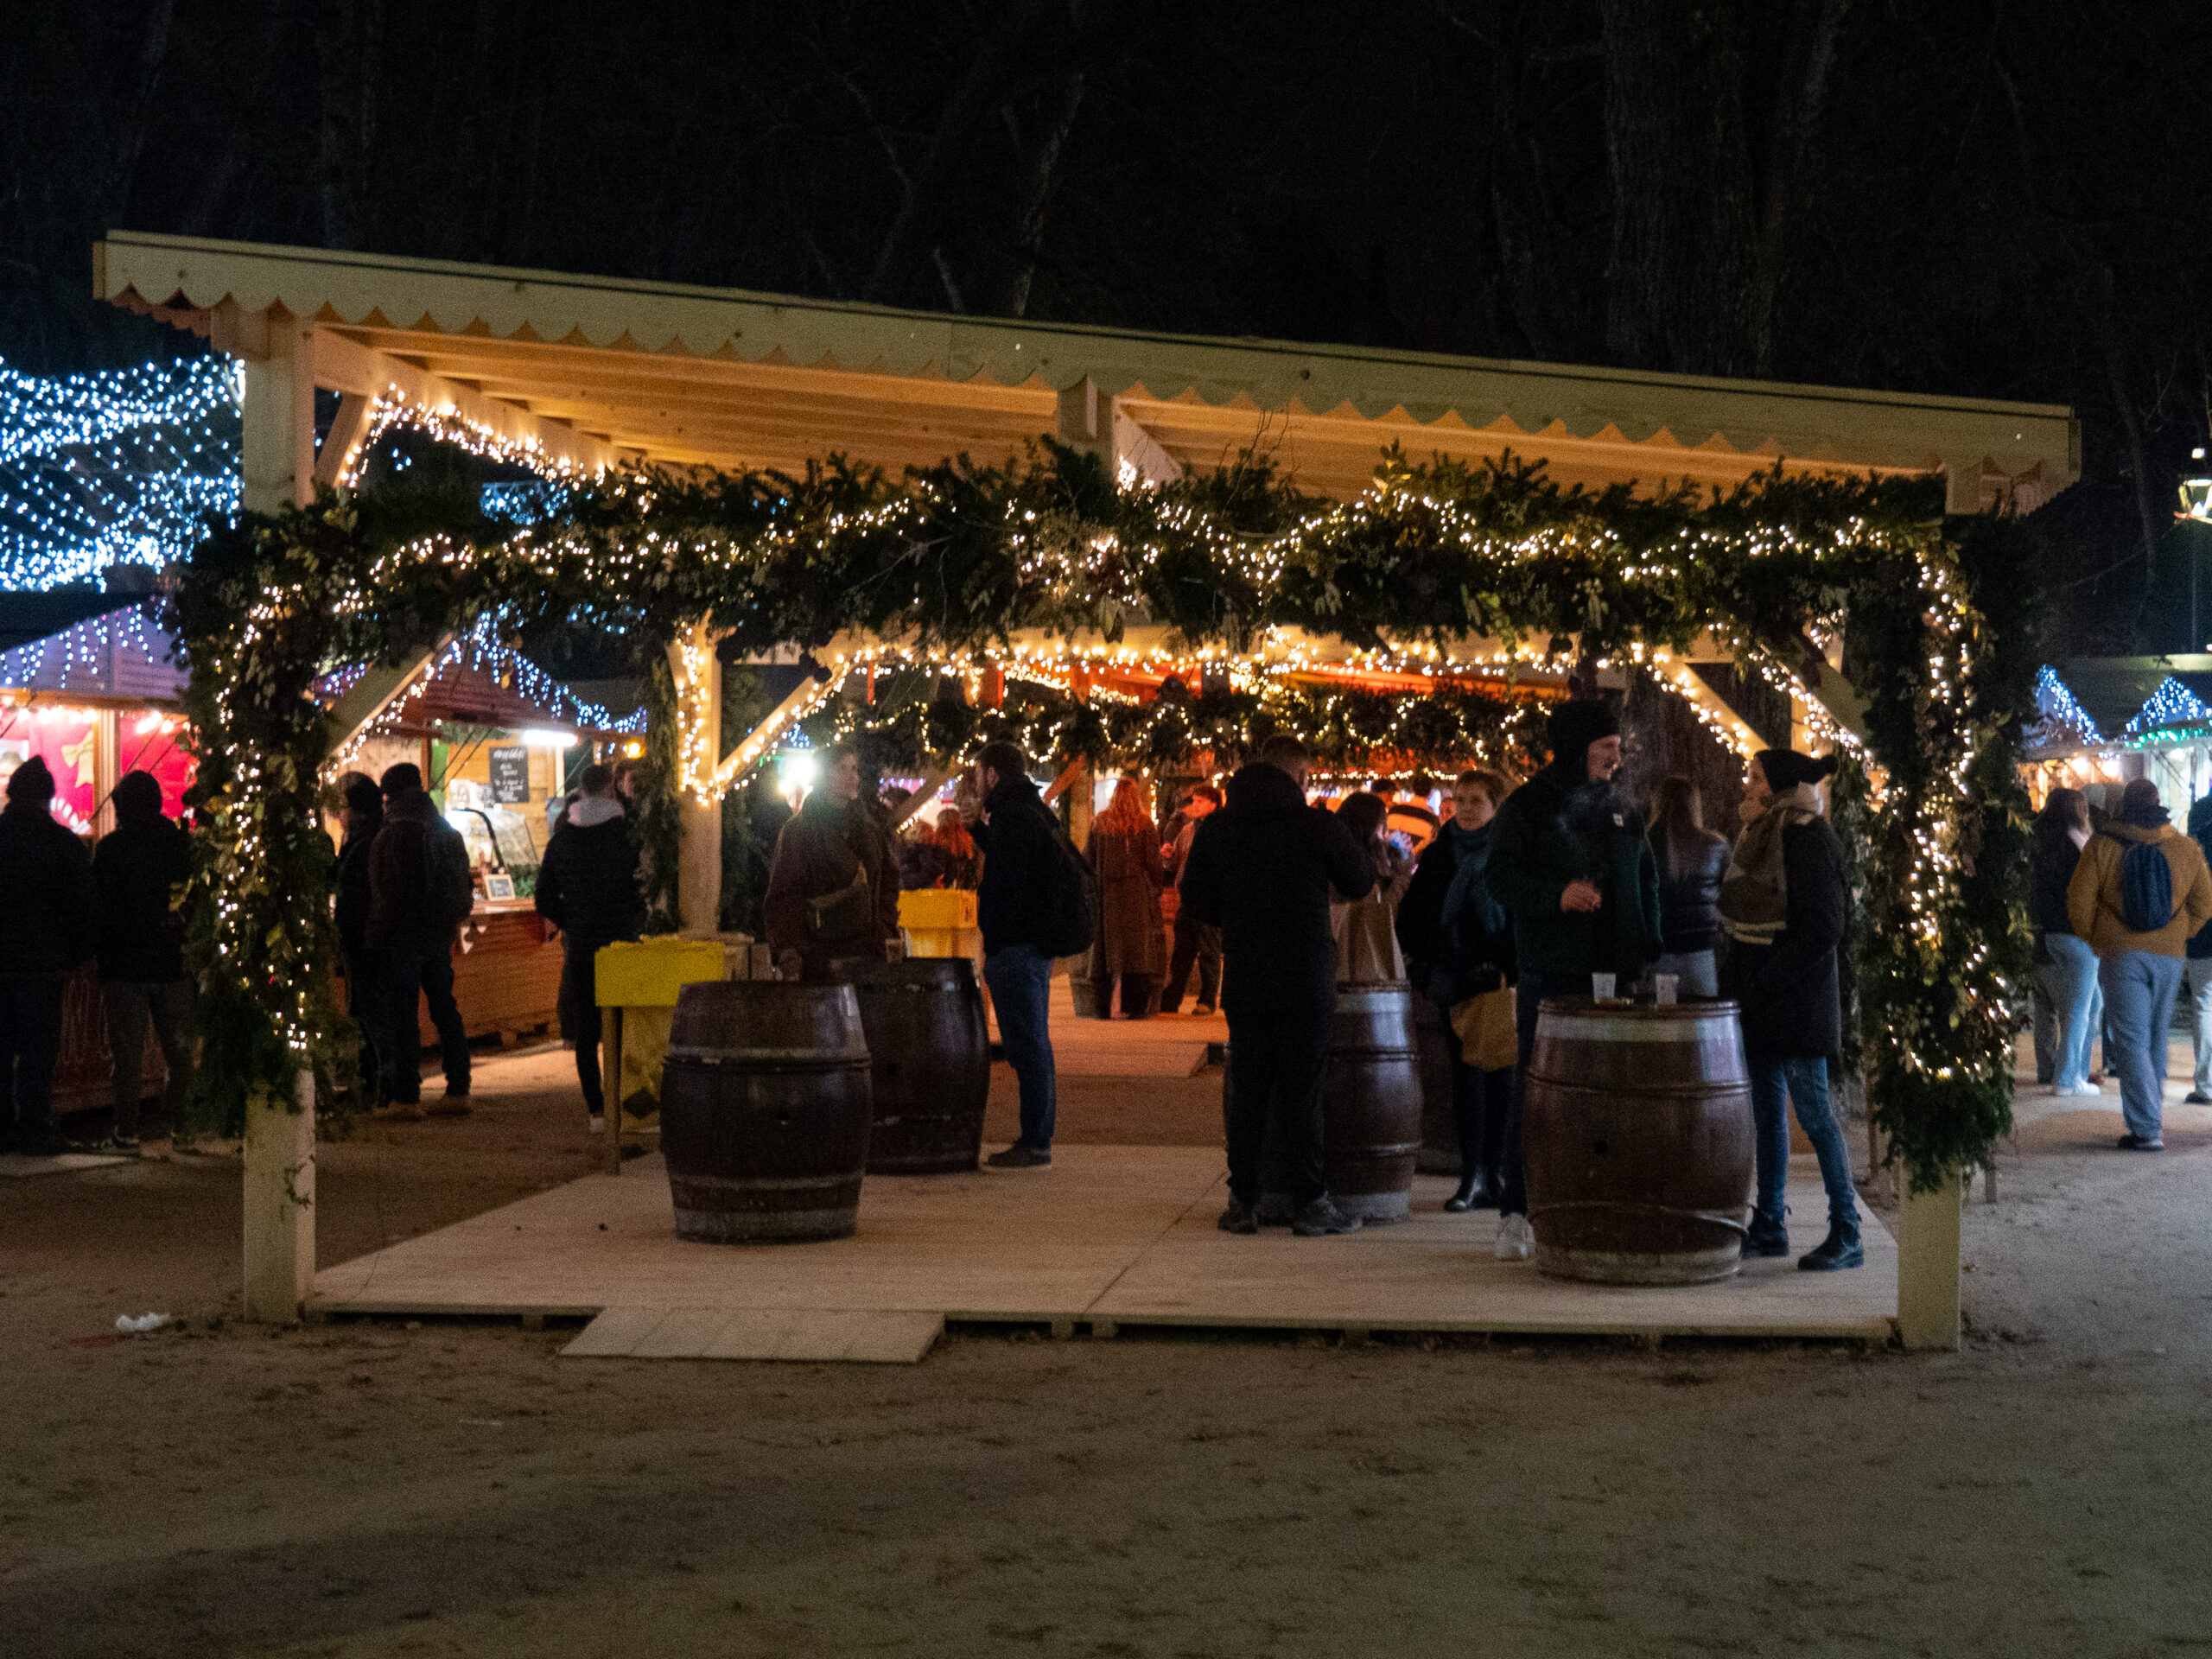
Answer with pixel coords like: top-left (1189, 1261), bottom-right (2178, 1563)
top-left (97, 232), bottom-right (2076, 510)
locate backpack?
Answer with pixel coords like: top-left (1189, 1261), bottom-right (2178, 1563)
top-left (1035, 813), bottom-right (1098, 960)
top-left (423, 816), bottom-right (479, 931)
top-left (2114, 834), bottom-right (2176, 934)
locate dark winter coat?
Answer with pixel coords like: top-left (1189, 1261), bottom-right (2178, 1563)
top-left (534, 812), bottom-right (644, 947)
top-left (0, 800), bottom-right (97, 976)
top-left (1718, 815), bottom-right (1848, 1060)
top-left (1487, 764), bottom-right (1662, 985)
top-left (366, 788), bottom-right (456, 963)
top-left (1656, 831), bottom-right (1729, 954)
top-left (2028, 832), bottom-right (2084, 941)
top-left (1084, 823), bottom-right (1166, 977)
top-left (92, 806), bottom-right (191, 982)
top-left (1396, 821), bottom-right (1516, 1006)
top-left (763, 790), bottom-right (900, 981)
top-left (1179, 762), bottom-right (1373, 1015)
top-left (334, 829), bottom-right (377, 963)
top-left (972, 773), bottom-right (1064, 957)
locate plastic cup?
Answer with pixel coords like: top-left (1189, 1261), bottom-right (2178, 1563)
top-left (1591, 973), bottom-right (1616, 1001)
top-left (1654, 974), bottom-right (1680, 1007)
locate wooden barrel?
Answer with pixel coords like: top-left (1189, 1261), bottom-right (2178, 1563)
top-left (1412, 992), bottom-right (1461, 1175)
top-left (831, 957), bottom-right (991, 1174)
top-left (1251, 982), bottom-right (1424, 1224)
top-left (1522, 997), bottom-right (1754, 1285)
top-left (658, 982), bottom-right (873, 1244)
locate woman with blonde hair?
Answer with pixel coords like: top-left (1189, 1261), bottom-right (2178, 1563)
top-left (1083, 777), bottom-right (1168, 1017)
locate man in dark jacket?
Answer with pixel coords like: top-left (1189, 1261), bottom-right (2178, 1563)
top-left (967, 740), bottom-right (1068, 1167)
top-left (1159, 783), bottom-right (1223, 1015)
top-left (1487, 699), bottom-right (1661, 1262)
top-left (535, 763), bottom-right (644, 1128)
top-left (365, 763), bottom-right (472, 1118)
top-left (334, 774), bottom-right (384, 1096)
top-left (1182, 733), bottom-right (1375, 1236)
top-left (761, 742), bottom-right (899, 983)
top-left (0, 757), bottom-right (98, 1156)
top-left (92, 770), bottom-right (194, 1149)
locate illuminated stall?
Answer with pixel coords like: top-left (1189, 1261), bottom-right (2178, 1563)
top-left (2020, 659), bottom-right (2212, 816)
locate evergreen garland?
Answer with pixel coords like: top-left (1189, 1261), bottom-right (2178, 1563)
top-left (168, 441), bottom-right (2028, 1194)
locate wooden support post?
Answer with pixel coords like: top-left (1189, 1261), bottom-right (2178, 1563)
top-left (669, 625), bottom-right (723, 937)
top-left (1897, 1168), bottom-right (1963, 1351)
top-left (243, 1071), bottom-right (316, 1321)
top-left (235, 307), bottom-right (321, 1320)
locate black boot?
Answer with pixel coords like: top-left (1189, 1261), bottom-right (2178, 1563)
top-left (1798, 1221), bottom-right (1864, 1272)
top-left (1444, 1076), bottom-right (1496, 1212)
top-left (1744, 1207), bottom-right (1789, 1258)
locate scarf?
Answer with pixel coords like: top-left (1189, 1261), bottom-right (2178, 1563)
top-left (1719, 783), bottom-right (1822, 945)
top-left (1440, 818), bottom-right (1506, 951)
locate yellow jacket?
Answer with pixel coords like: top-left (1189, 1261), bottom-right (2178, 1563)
top-left (2067, 822), bottom-right (2212, 958)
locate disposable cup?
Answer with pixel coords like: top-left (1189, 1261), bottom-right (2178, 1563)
top-left (1654, 974), bottom-right (1680, 1007)
top-left (1591, 973), bottom-right (1616, 1001)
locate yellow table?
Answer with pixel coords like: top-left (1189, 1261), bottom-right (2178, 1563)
top-left (594, 937), bottom-right (726, 1175)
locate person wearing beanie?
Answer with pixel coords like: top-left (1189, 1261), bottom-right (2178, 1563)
top-left (1485, 697), bottom-right (1662, 1262)
top-left (334, 773), bottom-right (385, 1103)
top-left (1719, 747), bottom-right (1863, 1270)
top-left (2068, 775), bottom-right (2212, 1152)
top-left (92, 771), bottom-right (194, 1150)
top-left (0, 755), bottom-right (99, 1157)
top-left (365, 762), bottom-right (475, 1119)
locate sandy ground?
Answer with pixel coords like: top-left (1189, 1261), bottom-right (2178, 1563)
top-left (5, 1039), bottom-right (2211, 1657)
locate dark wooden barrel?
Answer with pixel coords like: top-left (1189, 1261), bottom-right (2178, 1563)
top-left (1522, 997), bottom-right (1754, 1285)
top-left (831, 957), bottom-right (990, 1174)
top-left (658, 982), bottom-right (873, 1244)
top-left (1412, 993), bottom-right (1461, 1175)
top-left (1250, 982), bottom-right (1424, 1224)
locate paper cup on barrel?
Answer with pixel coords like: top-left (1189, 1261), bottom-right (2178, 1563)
top-left (1653, 974), bottom-right (1680, 1007)
top-left (1591, 973), bottom-right (1616, 1001)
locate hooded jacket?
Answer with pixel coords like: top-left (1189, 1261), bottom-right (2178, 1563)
top-left (2068, 819), bottom-right (2212, 959)
top-left (92, 778), bottom-right (191, 982)
top-left (0, 797), bottom-right (97, 976)
top-left (1487, 758), bottom-right (1661, 985)
top-left (1179, 761), bottom-right (1373, 1014)
top-left (535, 800), bottom-right (644, 947)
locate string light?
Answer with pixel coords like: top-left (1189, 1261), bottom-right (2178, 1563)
top-left (2121, 676), bottom-right (2212, 739)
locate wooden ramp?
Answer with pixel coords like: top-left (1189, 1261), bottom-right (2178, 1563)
top-left (311, 1145), bottom-right (1897, 1357)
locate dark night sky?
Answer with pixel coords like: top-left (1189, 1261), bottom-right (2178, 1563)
top-left (4, 1), bottom-right (2208, 652)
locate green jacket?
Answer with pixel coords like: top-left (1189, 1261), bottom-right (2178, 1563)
top-left (1488, 766), bottom-right (1662, 983)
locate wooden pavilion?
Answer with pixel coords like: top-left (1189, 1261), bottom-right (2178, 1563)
top-left (96, 232), bottom-right (2076, 1347)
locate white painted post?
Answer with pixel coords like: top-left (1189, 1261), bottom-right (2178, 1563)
top-left (1897, 1168), bottom-right (1963, 1351)
top-left (243, 1071), bottom-right (317, 1321)
top-left (236, 306), bottom-right (320, 1320)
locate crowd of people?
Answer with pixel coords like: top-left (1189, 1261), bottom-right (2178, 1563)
top-left (2031, 776), bottom-right (2212, 1154)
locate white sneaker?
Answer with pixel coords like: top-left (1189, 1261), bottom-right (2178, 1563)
top-left (1495, 1214), bottom-right (1534, 1262)
top-left (588, 1114), bottom-right (606, 1135)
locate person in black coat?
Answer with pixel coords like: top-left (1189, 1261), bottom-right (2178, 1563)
top-left (92, 770), bottom-right (194, 1147)
top-left (1397, 767), bottom-right (1516, 1211)
top-left (334, 774), bottom-right (383, 1105)
top-left (1649, 774), bottom-right (1729, 999)
top-left (1181, 733), bottom-right (1375, 1236)
top-left (966, 739), bottom-right (1068, 1166)
top-left (0, 756), bottom-right (99, 1156)
top-left (535, 763), bottom-right (644, 1128)
top-left (1717, 747), bottom-right (1860, 1272)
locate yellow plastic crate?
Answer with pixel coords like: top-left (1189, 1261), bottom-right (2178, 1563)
top-left (899, 888), bottom-right (977, 931)
top-left (593, 936), bottom-right (727, 1008)
top-left (906, 925), bottom-right (982, 961)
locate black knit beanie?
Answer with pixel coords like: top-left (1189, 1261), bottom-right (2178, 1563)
top-left (1754, 748), bottom-right (1840, 791)
top-left (5, 753), bottom-right (54, 804)
top-left (1545, 699), bottom-right (1620, 771)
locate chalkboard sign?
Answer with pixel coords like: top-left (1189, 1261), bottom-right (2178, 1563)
top-left (488, 746), bottom-right (531, 804)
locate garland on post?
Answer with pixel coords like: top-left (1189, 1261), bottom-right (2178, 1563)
top-left (169, 440), bottom-right (2033, 1193)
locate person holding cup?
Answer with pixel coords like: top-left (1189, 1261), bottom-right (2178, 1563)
top-left (1485, 699), bottom-right (1662, 1262)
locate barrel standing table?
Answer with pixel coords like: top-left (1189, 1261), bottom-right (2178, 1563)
top-left (1250, 982), bottom-right (1425, 1224)
top-left (1521, 997), bottom-right (1755, 1284)
top-left (831, 957), bottom-right (991, 1173)
top-left (659, 981), bottom-right (874, 1243)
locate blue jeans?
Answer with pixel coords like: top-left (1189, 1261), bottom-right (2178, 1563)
top-left (1748, 1056), bottom-right (1860, 1236)
top-left (2101, 950), bottom-right (2183, 1140)
top-left (2040, 932), bottom-right (2101, 1092)
top-left (373, 949), bottom-right (471, 1103)
top-left (986, 944), bottom-right (1056, 1149)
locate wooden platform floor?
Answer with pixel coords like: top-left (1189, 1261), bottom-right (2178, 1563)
top-left (312, 1145), bottom-right (1897, 1345)
top-left (989, 976), bottom-right (1224, 1078)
